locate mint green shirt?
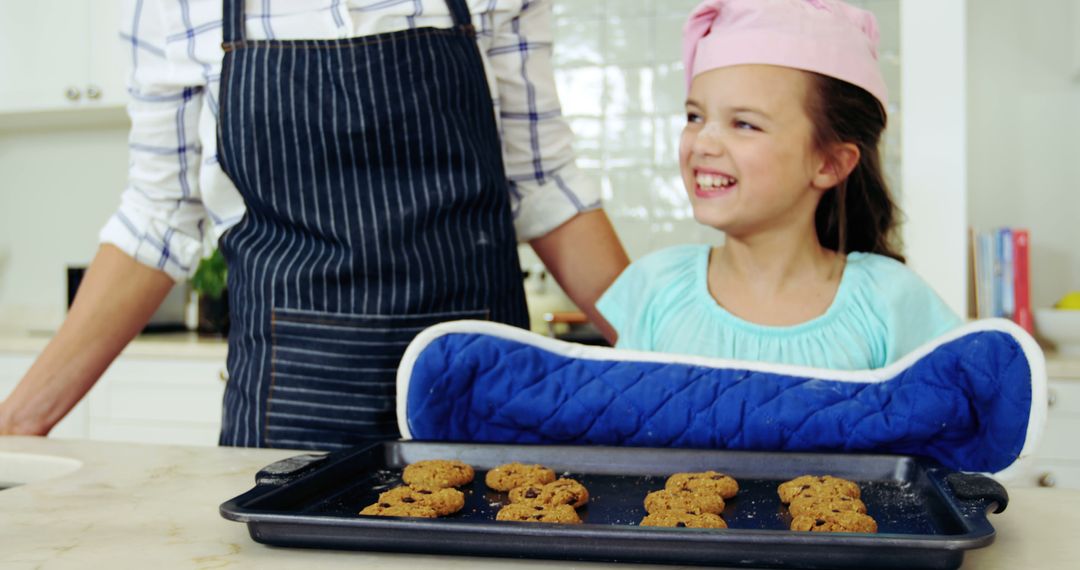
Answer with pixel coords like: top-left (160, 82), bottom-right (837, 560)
top-left (596, 244), bottom-right (963, 370)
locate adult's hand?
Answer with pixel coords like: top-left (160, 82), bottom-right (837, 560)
top-left (0, 244), bottom-right (175, 435)
top-left (529, 210), bottom-right (629, 344)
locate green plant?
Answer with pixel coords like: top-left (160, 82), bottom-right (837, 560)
top-left (191, 249), bottom-right (228, 300)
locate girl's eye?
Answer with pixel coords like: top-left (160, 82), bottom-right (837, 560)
top-left (734, 120), bottom-right (759, 131)
top-left (686, 112), bottom-right (703, 124)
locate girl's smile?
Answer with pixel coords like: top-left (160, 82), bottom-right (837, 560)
top-left (693, 167), bottom-right (737, 198)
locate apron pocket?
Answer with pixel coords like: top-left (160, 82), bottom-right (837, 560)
top-left (265, 308), bottom-right (488, 449)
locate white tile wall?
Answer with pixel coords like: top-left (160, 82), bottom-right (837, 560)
top-left (544, 0), bottom-right (902, 261)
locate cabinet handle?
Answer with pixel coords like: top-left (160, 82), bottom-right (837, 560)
top-left (86, 85), bottom-right (102, 100)
top-left (219, 369), bottom-right (229, 383)
top-left (1048, 389), bottom-right (1057, 408)
top-left (65, 87), bottom-right (81, 101)
top-left (1039, 472), bottom-right (1057, 488)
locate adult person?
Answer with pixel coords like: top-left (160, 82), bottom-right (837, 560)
top-left (0, 0), bottom-right (628, 451)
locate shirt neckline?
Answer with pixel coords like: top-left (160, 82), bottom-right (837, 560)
top-left (694, 244), bottom-right (864, 336)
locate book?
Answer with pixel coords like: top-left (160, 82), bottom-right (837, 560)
top-left (1013, 229), bottom-right (1033, 333)
top-left (997, 228), bottom-right (1015, 319)
top-left (974, 231), bottom-right (996, 319)
top-left (967, 227), bottom-right (979, 319)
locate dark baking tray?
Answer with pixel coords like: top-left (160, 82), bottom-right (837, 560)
top-left (220, 441), bottom-right (1008, 569)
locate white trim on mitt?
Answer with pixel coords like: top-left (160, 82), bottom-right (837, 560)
top-left (395, 318), bottom-right (1047, 476)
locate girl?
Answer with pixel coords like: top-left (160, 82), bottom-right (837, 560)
top-left (597, 0), bottom-right (962, 369)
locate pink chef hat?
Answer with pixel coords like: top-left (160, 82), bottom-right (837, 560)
top-left (683, 0), bottom-right (888, 109)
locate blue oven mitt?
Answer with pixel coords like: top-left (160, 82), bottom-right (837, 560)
top-left (396, 319), bottom-right (1046, 476)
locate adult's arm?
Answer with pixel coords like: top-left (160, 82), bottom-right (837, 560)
top-left (530, 210), bottom-right (629, 343)
top-left (488, 1), bottom-right (629, 340)
top-left (0, 1), bottom-right (213, 435)
top-left (0, 245), bottom-right (175, 435)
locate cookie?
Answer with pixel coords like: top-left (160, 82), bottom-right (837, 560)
top-left (665, 471), bottom-right (740, 499)
top-left (777, 475), bottom-right (861, 503)
top-left (508, 478), bottom-right (589, 508)
top-left (640, 511), bottom-right (728, 528)
top-left (644, 489), bottom-right (725, 515)
top-left (791, 511), bottom-right (878, 533)
top-left (402, 459), bottom-right (475, 489)
top-left (484, 462), bottom-right (557, 491)
top-left (495, 503), bottom-right (582, 524)
top-left (784, 483), bottom-right (863, 506)
top-left (378, 485), bottom-right (466, 516)
top-left (359, 501), bottom-right (439, 518)
top-left (788, 494), bottom-right (867, 518)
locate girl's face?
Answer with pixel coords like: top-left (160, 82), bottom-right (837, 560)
top-left (680, 65), bottom-right (829, 239)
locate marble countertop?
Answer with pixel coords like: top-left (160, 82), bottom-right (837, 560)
top-left (1, 436), bottom-right (1078, 569)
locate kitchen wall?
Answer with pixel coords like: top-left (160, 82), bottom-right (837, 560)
top-left (0, 117), bottom-right (130, 331)
top-left (967, 0), bottom-right (1080, 310)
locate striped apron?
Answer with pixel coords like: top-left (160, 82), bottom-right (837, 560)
top-left (215, 0), bottom-right (528, 450)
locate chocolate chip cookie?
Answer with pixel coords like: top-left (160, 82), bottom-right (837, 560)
top-left (402, 459), bottom-right (475, 489)
top-left (665, 471), bottom-right (740, 499)
top-left (640, 511), bottom-right (728, 528)
top-left (508, 478), bottom-right (589, 508)
top-left (495, 503), bottom-right (582, 524)
top-left (484, 462), bottom-right (556, 492)
top-left (777, 475), bottom-right (861, 504)
top-left (790, 511), bottom-right (878, 533)
top-left (378, 485), bottom-right (465, 516)
top-left (644, 489), bottom-right (725, 515)
top-left (788, 494), bottom-right (867, 518)
top-left (358, 501), bottom-right (439, 518)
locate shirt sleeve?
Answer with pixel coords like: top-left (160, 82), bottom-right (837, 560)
top-left (98, 0), bottom-right (210, 281)
top-left (488, 0), bottom-right (600, 242)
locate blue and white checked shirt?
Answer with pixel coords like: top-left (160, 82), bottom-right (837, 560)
top-left (101, 0), bottom-right (598, 281)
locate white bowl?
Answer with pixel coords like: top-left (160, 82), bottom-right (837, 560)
top-left (1035, 308), bottom-right (1080, 356)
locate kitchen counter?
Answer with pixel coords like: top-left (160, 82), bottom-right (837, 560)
top-left (1047, 351), bottom-right (1080, 379)
top-left (0, 331), bottom-right (227, 360)
top-left (1, 437), bottom-right (1078, 569)
top-left (1, 331), bottom-right (1077, 378)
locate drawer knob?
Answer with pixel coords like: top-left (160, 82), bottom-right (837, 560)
top-left (65, 87), bottom-right (81, 101)
top-left (219, 369), bottom-right (230, 383)
top-left (1039, 472), bottom-right (1057, 488)
top-left (86, 85), bottom-right (102, 100)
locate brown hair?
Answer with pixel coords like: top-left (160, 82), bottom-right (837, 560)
top-left (804, 73), bottom-right (905, 263)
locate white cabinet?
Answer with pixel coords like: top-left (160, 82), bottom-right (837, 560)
top-left (1015, 379), bottom-right (1080, 489)
top-left (86, 0), bottom-right (130, 109)
top-left (0, 0), bottom-right (128, 114)
top-left (1, 349), bottom-right (226, 447)
top-left (87, 356), bottom-right (226, 446)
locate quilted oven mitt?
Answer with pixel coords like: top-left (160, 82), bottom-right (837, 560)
top-left (396, 319), bottom-right (1046, 476)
